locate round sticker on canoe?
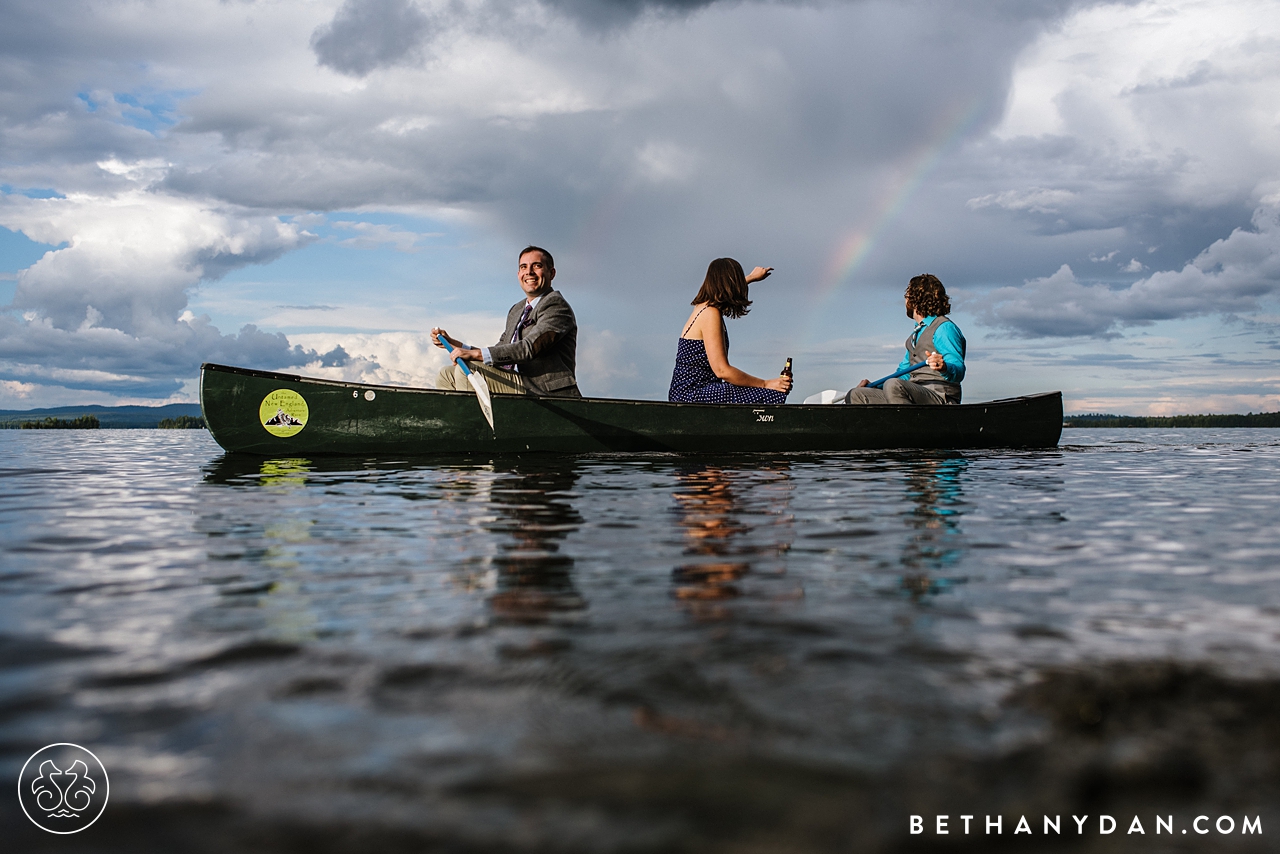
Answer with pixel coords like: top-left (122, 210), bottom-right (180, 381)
top-left (259, 389), bottom-right (309, 437)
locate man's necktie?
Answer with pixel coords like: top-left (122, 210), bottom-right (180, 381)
top-left (502, 303), bottom-right (533, 370)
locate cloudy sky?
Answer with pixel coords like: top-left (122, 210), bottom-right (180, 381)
top-left (1, 0), bottom-right (1277, 414)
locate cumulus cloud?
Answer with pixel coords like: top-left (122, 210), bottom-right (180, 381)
top-left (976, 205), bottom-right (1280, 337)
top-left (286, 329), bottom-right (494, 388)
top-left (285, 313), bottom-right (662, 398)
top-left (3, 185), bottom-right (309, 335)
top-left (0, 379), bottom-right (37, 401)
top-left (0, 160), bottom-right (327, 394)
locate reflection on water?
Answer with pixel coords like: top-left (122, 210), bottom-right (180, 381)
top-left (670, 464), bottom-right (794, 615)
top-left (484, 462), bottom-right (586, 623)
top-left (899, 456), bottom-right (967, 599)
top-left (3, 431), bottom-right (1280, 852)
top-left (257, 457), bottom-right (312, 489)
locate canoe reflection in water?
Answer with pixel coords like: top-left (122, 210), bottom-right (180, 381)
top-left (484, 462), bottom-right (587, 624)
top-left (670, 463), bottom-right (798, 619)
top-left (899, 456), bottom-right (967, 600)
top-left (255, 457), bottom-right (312, 489)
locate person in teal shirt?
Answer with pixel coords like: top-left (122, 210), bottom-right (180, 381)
top-left (844, 274), bottom-right (966, 404)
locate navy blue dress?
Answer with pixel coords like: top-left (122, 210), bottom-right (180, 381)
top-left (668, 337), bottom-right (788, 404)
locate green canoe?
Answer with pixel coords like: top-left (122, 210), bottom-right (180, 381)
top-left (200, 362), bottom-right (1063, 455)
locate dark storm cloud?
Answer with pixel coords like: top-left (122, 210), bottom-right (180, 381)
top-left (312, 0), bottom-right (435, 76)
top-left (538, 0), bottom-right (734, 29)
top-left (178, 2), bottom-right (1057, 225)
top-left (307, 0), bottom-right (1086, 73)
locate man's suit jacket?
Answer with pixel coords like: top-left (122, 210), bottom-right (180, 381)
top-left (488, 289), bottom-right (581, 397)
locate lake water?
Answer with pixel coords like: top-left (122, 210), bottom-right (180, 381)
top-left (1, 428), bottom-right (1278, 851)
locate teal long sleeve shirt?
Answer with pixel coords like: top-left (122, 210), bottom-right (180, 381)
top-left (897, 316), bottom-right (966, 384)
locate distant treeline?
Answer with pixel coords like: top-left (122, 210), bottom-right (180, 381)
top-left (1065, 412), bottom-right (1280, 428)
top-left (0, 402), bottom-right (202, 427)
top-left (19, 415), bottom-right (100, 430)
top-left (0, 403), bottom-right (205, 429)
top-left (159, 415), bottom-right (206, 429)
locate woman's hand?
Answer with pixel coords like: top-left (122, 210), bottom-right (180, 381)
top-left (765, 374), bottom-right (792, 393)
top-left (745, 266), bottom-right (774, 284)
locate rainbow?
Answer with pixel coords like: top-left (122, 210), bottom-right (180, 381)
top-left (817, 97), bottom-right (989, 299)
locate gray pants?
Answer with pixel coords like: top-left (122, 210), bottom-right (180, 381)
top-left (437, 362), bottom-right (527, 395)
top-left (844, 378), bottom-right (950, 405)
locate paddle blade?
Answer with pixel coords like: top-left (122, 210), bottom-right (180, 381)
top-left (467, 371), bottom-right (495, 432)
top-left (439, 338), bottom-right (494, 432)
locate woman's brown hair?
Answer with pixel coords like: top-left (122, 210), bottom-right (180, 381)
top-left (691, 258), bottom-right (752, 319)
top-left (904, 273), bottom-right (951, 318)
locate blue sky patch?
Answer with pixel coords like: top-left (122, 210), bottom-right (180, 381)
top-left (1, 185), bottom-right (65, 200)
top-left (0, 226), bottom-right (63, 277)
top-left (78, 89), bottom-right (193, 135)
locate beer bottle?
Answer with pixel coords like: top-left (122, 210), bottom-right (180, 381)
top-left (781, 357), bottom-right (793, 377)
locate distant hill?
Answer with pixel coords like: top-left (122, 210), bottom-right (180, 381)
top-left (0, 403), bottom-right (204, 429)
top-left (1065, 412), bottom-right (1280, 428)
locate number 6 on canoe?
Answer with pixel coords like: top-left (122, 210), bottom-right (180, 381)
top-left (440, 339), bottom-right (495, 432)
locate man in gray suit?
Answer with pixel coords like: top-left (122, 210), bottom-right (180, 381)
top-left (432, 246), bottom-right (581, 398)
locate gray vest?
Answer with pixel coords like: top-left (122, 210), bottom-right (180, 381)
top-left (907, 316), bottom-right (961, 404)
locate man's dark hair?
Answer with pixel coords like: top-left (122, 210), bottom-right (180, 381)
top-left (519, 245), bottom-right (554, 270)
top-left (905, 274), bottom-right (950, 318)
top-left (691, 258), bottom-right (752, 319)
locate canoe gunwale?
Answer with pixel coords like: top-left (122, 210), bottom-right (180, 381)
top-left (200, 362), bottom-right (1057, 412)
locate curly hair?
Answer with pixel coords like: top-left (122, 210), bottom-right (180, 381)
top-left (904, 274), bottom-right (951, 318)
top-left (691, 258), bottom-right (752, 319)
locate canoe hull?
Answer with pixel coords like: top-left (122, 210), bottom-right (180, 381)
top-left (200, 363), bottom-right (1063, 455)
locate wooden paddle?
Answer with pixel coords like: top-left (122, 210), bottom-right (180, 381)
top-left (868, 362), bottom-right (928, 389)
top-left (440, 340), bottom-right (495, 431)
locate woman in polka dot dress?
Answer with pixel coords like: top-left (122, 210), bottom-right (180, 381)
top-left (668, 258), bottom-right (792, 404)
